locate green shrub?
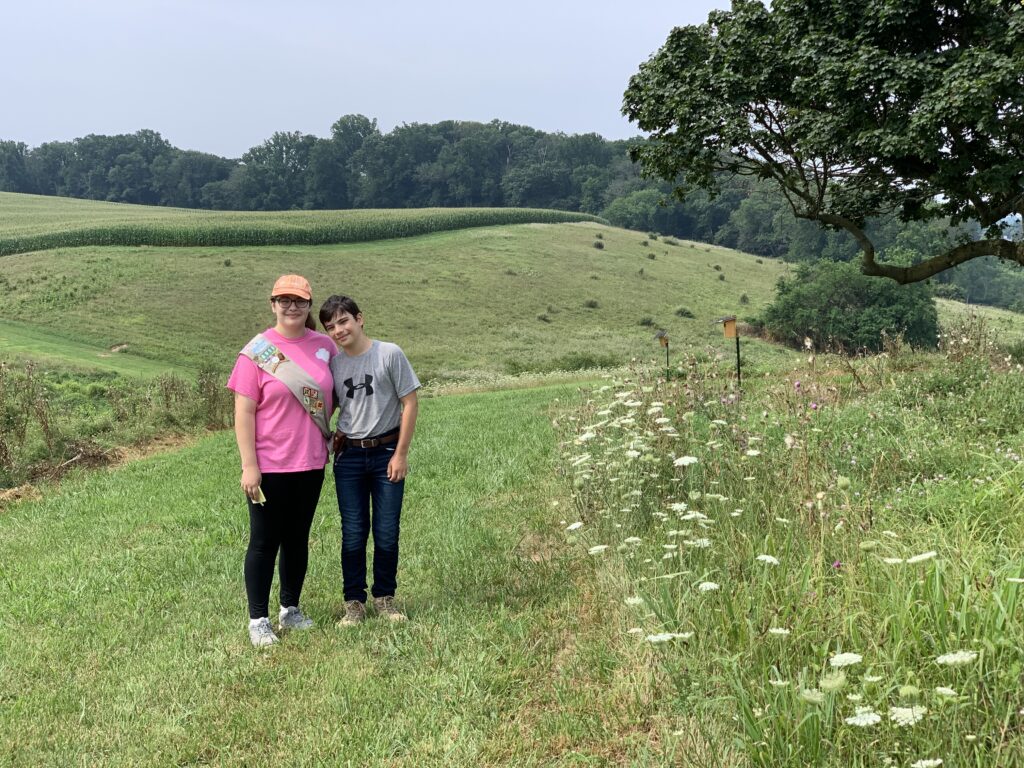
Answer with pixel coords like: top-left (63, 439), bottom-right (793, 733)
top-left (760, 261), bottom-right (938, 353)
top-left (647, 252), bottom-right (656, 260)
top-left (739, 293), bottom-right (749, 305)
top-left (648, 232), bottom-right (659, 240)
top-left (638, 317), bottom-right (656, 327)
top-left (713, 264), bottom-right (722, 271)
top-left (675, 306), bottom-right (695, 318)
top-left (594, 232), bottom-right (604, 240)
top-left (223, 259), bottom-right (231, 267)
top-left (593, 240), bottom-right (605, 250)
top-left (536, 313), bottom-right (551, 323)
top-left (663, 237), bottom-right (679, 246)
top-left (718, 273), bottom-right (726, 281)
top-left (584, 299), bottom-right (600, 309)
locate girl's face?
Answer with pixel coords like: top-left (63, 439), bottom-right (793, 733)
top-left (323, 310), bottom-right (364, 350)
top-left (270, 294), bottom-right (310, 331)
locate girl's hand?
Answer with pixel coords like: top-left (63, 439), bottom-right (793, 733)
top-left (387, 453), bottom-right (409, 482)
top-left (241, 465), bottom-right (262, 501)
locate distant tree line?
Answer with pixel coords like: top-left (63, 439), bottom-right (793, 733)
top-left (2, 116), bottom-right (1021, 311)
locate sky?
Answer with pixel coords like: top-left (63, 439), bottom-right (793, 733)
top-left (1, 0), bottom-right (725, 158)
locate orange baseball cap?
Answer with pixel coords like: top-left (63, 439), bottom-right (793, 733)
top-left (271, 274), bottom-right (312, 300)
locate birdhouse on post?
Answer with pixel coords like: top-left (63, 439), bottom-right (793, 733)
top-left (714, 315), bottom-right (742, 386)
top-left (653, 329), bottom-right (669, 378)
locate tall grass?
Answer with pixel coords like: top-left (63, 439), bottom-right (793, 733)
top-left (558, 320), bottom-right (1024, 766)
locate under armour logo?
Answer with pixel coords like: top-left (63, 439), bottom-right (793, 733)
top-left (343, 375), bottom-right (374, 398)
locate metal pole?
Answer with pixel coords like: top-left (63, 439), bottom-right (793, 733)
top-left (735, 334), bottom-right (741, 387)
top-left (665, 341), bottom-right (670, 379)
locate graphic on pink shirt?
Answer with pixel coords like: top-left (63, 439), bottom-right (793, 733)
top-left (226, 328), bottom-right (337, 472)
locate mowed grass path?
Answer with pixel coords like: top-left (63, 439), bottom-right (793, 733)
top-left (0, 386), bottom-right (673, 767)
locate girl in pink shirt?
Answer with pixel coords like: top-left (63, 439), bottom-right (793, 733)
top-left (227, 274), bottom-right (337, 647)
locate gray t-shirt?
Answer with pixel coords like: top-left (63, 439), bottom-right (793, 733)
top-left (330, 340), bottom-right (420, 439)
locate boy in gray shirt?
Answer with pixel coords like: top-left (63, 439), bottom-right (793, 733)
top-left (319, 295), bottom-right (420, 625)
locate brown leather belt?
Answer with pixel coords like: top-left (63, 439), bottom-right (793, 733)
top-left (337, 431), bottom-right (399, 450)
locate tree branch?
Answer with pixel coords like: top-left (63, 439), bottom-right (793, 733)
top-left (860, 239), bottom-right (1024, 284)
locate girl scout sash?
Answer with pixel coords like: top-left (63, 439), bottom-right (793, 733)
top-left (240, 334), bottom-right (331, 439)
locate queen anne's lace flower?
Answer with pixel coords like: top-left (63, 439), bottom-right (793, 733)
top-left (844, 707), bottom-right (880, 727)
top-left (829, 652), bottom-right (863, 668)
top-left (646, 632), bottom-right (693, 643)
top-left (935, 650), bottom-right (978, 666)
top-left (889, 705), bottom-right (927, 726)
top-left (756, 554), bottom-right (780, 566)
top-left (674, 456), bottom-right (699, 467)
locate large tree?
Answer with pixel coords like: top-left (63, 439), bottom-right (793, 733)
top-left (623, 0), bottom-right (1024, 283)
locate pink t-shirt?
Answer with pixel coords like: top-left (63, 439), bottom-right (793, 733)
top-left (226, 328), bottom-right (337, 472)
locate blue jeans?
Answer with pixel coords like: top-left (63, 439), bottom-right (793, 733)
top-left (333, 442), bottom-right (404, 602)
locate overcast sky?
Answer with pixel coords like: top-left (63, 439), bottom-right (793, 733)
top-left (1, 0), bottom-right (725, 158)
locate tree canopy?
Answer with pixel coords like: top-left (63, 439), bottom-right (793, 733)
top-left (623, 0), bottom-right (1024, 283)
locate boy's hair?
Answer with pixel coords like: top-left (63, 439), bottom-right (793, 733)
top-left (319, 295), bottom-right (362, 326)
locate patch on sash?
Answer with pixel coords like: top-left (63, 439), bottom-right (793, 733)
top-left (302, 386), bottom-right (324, 413)
top-left (243, 338), bottom-right (287, 373)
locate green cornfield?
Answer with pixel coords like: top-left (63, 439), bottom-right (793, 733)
top-left (0, 192), bottom-right (606, 256)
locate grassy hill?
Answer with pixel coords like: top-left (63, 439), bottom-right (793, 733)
top-left (0, 193), bottom-right (794, 380)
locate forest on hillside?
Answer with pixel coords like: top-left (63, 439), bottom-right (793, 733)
top-left (2, 117), bottom-right (1022, 310)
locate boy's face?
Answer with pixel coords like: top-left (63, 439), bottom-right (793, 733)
top-left (323, 310), bottom-right (364, 350)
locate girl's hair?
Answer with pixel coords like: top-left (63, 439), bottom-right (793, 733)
top-left (319, 295), bottom-right (362, 326)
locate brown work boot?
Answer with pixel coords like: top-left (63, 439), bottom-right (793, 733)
top-left (337, 600), bottom-right (366, 627)
top-left (372, 595), bottom-right (407, 622)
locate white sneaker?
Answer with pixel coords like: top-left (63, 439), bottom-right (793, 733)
top-left (279, 605), bottom-right (314, 631)
top-left (248, 617), bottom-right (279, 647)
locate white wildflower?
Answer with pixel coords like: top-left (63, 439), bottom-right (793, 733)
top-left (674, 456), bottom-right (699, 467)
top-left (882, 557), bottom-right (905, 565)
top-left (800, 688), bottom-right (825, 705)
top-left (685, 538), bottom-right (711, 548)
top-left (565, 522), bottom-right (583, 531)
top-left (889, 705), bottom-right (927, 726)
top-left (654, 417), bottom-right (670, 424)
top-left (646, 632), bottom-right (693, 644)
top-left (934, 687), bottom-right (957, 698)
top-left (768, 627), bottom-right (790, 636)
top-left (844, 707), bottom-right (881, 727)
top-left (577, 432), bottom-right (596, 442)
top-left (756, 554), bottom-right (780, 566)
top-left (863, 675), bottom-right (883, 683)
top-left (623, 536), bottom-right (642, 545)
top-left (587, 545), bottom-right (609, 555)
top-left (910, 760), bottom-right (943, 768)
top-left (906, 550), bottom-right (938, 564)
top-left (669, 502), bottom-right (688, 512)
top-left (829, 652), bottom-right (863, 668)
top-left (624, 596), bottom-right (644, 606)
top-left (935, 650), bottom-right (978, 666)
top-left (745, 449), bottom-right (761, 457)
top-left (768, 679), bottom-right (790, 687)
top-left (624, 450), bottom-right (641, 459)
top-left (697, 581), bottom-right (720, 592)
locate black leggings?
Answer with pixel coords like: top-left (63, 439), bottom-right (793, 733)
top-left (244, 468), bottom-right (325, 619)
